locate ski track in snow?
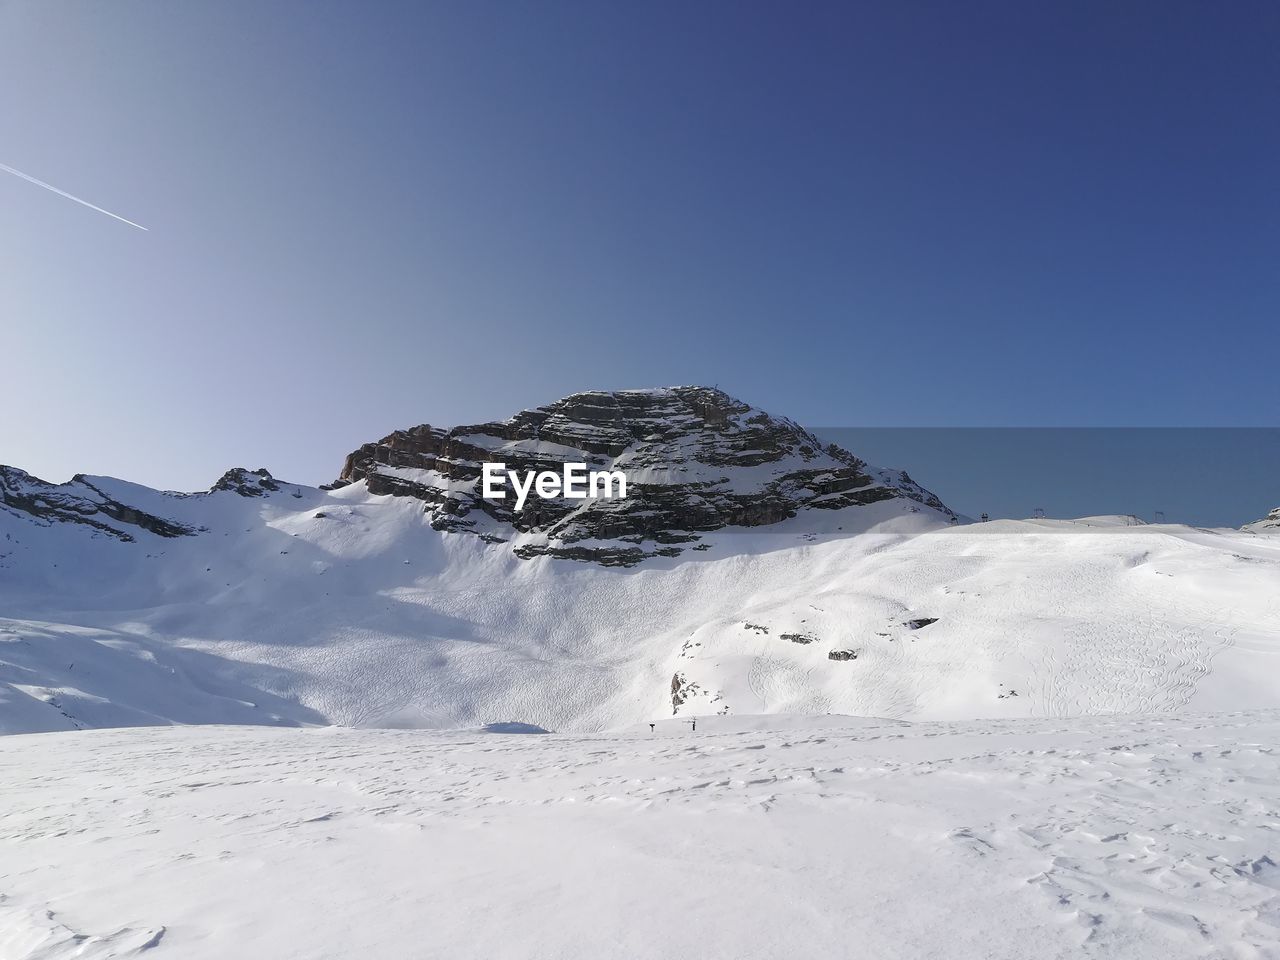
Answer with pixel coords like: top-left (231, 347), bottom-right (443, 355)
top-left (2, 713), bottom-right (1280, 959)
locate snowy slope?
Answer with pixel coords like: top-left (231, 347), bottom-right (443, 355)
top-left (4, 712), bottom-right (1280, 960)
top-left (1244, 507), bottom-right (1280, 532)
top-left (2, 466), bottom-right (1279, 735)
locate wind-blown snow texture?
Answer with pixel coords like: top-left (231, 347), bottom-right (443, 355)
top-left (1, 388), bottom-right (1278, 736)
top-left (4, 713), bottom-right (1280, 960)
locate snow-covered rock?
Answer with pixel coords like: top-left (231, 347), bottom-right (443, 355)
top-left (0, 465), bottom-right (196, 541)
top-left (211, 467), bottom-right (284, 498)
top-left (1244, 507), bottom-right (1280, 532)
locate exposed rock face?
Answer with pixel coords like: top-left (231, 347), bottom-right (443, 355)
top-left (781, 632), bottom-right (820, 645)
top-left (332, 386), bottom-right (954, 564)
top-left (0, 465), bottom-right (292, 542)
top-left (0, 466), bottom-right (196, 542)
top-left (904, 618), bottom-right (939, 630)
top-left (1243, 508), bottom-right (1280, 532)
top-left (212, 468), bottom-right (282, 498)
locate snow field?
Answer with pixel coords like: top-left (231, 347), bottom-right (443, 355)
top-left (2, 712), bottom-right (1279, 959)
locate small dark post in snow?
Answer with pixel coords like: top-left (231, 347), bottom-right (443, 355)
top-left (691, 719), bottom-right (696, 732)
top-left (649, 723), bottom-right (655, 733)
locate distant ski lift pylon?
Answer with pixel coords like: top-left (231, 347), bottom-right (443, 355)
top-left (1033, 507), bottom-right (1045, 520)
top-left (1153, 511), bottom-right (1166, 523)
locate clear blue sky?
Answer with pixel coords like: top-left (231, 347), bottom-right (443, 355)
top-left (2, 2), bottom-right (1276, 517)
top-left (822, 428), bottom-right (1280, 527)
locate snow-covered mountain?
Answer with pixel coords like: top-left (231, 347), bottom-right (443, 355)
top-left (0, 465), bottom-right (201, 541)
top-left (2, 387), bottom-right (1278, 736)
top-left (1244, 506), bottom-right (1280, 532)
top-left (333, 386), bottom-right (953, 564)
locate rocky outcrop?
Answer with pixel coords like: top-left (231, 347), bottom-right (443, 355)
top-left (332, 386), bottom-right (954, 564)
top-left (0, 464), bottom-right (294, 542)
top-left (1243, 508), bottom-right (1280, 532)
top-left (904, 618), bottom-right (939, 630)
top-left (0, 467), bottom-right (196, 542)
top-left (212, 468), bottom-right (282, 498)
top-left (781, 631), bottom-right (820, 645)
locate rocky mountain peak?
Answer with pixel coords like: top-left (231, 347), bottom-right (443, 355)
top-left (212, 468), bottom-right (282, 498)
top-left (332, 386), bottom-right (953, 565)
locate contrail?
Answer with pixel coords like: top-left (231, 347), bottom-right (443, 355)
top-left (0, 161), bottom-right (148, 231)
